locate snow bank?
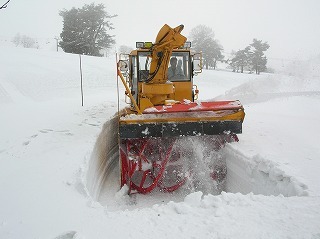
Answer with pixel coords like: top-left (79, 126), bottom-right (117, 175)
top-left (215, 72), bottom-right (320, 104)
top-left (225, 146), bottom-right (308, 196)
top-left (86, 114), bottom-right (119, 200)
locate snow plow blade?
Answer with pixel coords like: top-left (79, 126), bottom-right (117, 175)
top-left (119, 100), bottom-right (245, 139)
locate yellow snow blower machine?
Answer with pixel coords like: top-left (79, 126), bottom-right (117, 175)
top-left (117, 24), bottom-right (245, 194)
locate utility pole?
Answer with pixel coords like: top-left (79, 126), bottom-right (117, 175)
top-left (79, 54), bottom-right (84, 106)
top-left (54, 37), bottom-right (59, 52)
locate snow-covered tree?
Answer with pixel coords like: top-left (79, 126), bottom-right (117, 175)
top-left (229, 39), bottom-right (269, 74)
top-left (230, 46), bottom-right (251, 73)
top-left (59, 3), bottom-right (117, 56)
top-left (249, 39), bottom-right (270, 74)
top-left (189, 25), bottom-right (224, 70)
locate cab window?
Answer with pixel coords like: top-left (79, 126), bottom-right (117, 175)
top-left (168, 51), bottom-right (190, 82)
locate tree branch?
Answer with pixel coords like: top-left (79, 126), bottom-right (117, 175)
top-left (0, 0), bottom-right (10, 10)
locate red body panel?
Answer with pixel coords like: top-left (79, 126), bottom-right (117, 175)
top-left (143, 100), bottom-right (243, 114)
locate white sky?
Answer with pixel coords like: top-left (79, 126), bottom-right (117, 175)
top-left (1, 0), bottom-right (320, 62)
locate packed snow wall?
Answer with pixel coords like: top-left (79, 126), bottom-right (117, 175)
top-left (225, 146), bottom-right (308, 197)
top-left (86, 114), bottom-right (119, 200)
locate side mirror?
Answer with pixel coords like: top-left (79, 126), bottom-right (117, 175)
top-left (118, 60), bottom-right (129, 73)
top-left (193, 52), bottom-right (202, 75)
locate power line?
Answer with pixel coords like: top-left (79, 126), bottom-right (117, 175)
top-left (0, 0), bottom-right (10, 10)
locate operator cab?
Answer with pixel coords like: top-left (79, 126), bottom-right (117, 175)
top-left (131, 50), bottom-right (193, 103)
top-left (118, 41), bottom-right (202, 110)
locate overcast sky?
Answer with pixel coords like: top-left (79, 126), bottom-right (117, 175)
top-left (1, 0), bottom-right (320, 62)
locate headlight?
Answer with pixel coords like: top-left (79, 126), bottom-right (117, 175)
top-left (184, 42), bottom-right (191, 48)
top-left (136, 42), bottom-right (144, 48)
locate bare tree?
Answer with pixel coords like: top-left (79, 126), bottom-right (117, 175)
top-left (12, 33), bottom-right (21, 46)
top-left (0, 0), bottom-right (10, 10)
top-left (11, 34), bottom-right (38, 48)
top-left (119, 45), bottom-right (133, 54)
top-left (20, 35), bottom-right (36, 48)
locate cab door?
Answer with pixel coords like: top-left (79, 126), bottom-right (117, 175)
top-left (169, 51), bottom-right (193, 101)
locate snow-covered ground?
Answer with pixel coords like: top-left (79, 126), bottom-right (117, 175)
top-left (1, 46), bottom-right (320, 239)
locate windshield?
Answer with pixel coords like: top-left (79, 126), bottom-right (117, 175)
top-left (168, 51), bottom-right (190, 82)
top-left (137, 51), bottom-right (191, 82)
